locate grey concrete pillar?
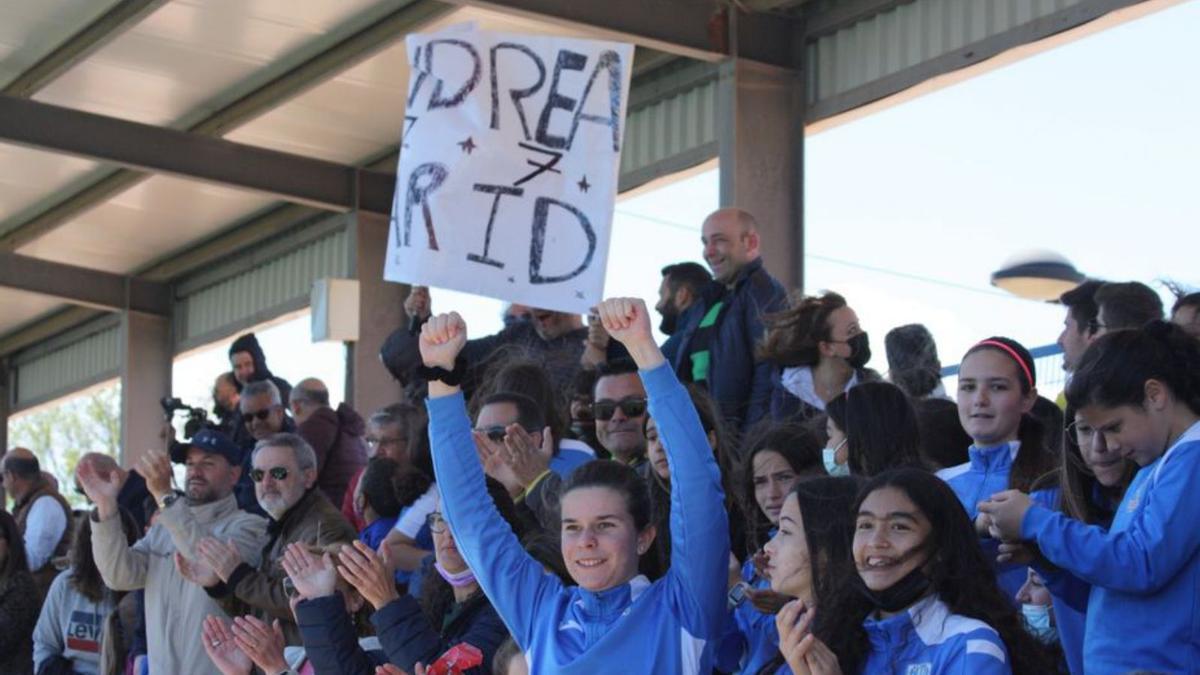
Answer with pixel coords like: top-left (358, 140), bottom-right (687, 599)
top-left (717, 57), bottom-right (806, 292)
top-left (346, 212), bottom-right (405, 416)
top-left (119, 311), bottom-right (172, 467)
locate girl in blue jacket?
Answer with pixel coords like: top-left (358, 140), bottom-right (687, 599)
top-left (775, 469), bottom-right (1056, 674)
top-left (420, 298), bottom-right (730, 675)
top-left (936, 337), bottom-right (1059, 599)
top-left (716, 426), bottom-right (825, 674)
top-left (980, 321), bottom-right (1200, 674)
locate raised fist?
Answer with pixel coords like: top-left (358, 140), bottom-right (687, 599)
top-left (418, 312), bottom-right (467, 371)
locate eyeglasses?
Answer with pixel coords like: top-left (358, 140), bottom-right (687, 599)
top-left (1067, 420), bottom-right (1120, 449)
top-left (365, 436), bottom-right (403, 448)
top-left (592, 397), bottom-right (648, 421)
top-left (243, 408), bottom-right (276, 423)
top-left (249, 466), bottom-right (289, 482)
top-left (426, 512), bottom-right (447, 534)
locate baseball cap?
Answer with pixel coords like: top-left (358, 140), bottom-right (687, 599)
top-left (169, 428), bottom-right (243, 465)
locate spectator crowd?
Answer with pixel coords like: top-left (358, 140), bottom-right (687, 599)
top-left (4, 207), bottom-right (1200, 674)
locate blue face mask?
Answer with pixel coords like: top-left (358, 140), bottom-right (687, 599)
top-left (823, 439), bottom-right (849, 477)
top-left (1021, 604), bottom-right (1057, 644)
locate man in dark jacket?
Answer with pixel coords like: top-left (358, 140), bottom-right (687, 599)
top-left (662, 208), bottom-right (787, 432)
top-left (192, 432), bottom-right (355, 646)
top-left (381, 286), bottom-right (591, 398)
top-left (290, 378), bottom-right (368, 507)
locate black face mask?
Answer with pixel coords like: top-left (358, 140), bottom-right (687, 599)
top-left (846, 332), bottom-right (872, 369)
top-left (659, 309), bottom-right (679, 336)
top-left (855, 563), bottom-right (931, 613)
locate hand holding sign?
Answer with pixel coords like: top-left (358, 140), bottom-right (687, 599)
top-left (385, 26), bottom-right (633, 314)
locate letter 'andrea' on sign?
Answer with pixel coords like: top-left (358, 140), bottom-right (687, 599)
top-left (383, 25), bottom-right (633, 315)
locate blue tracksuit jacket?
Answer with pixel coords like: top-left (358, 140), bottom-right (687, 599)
top-left (429, 362), bottom-right (730, 674)
top-left (716, 555), bottom-right (779, 674)
top-left (1021, 421), bottom-right (1200, 674)
top-left (936, 442), bottom-right (1058, 600)
top-left (774, 596), bottom-right (1010, 674)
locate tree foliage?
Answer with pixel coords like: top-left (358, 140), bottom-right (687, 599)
top-left (8, 383), bottom-right (121, 508)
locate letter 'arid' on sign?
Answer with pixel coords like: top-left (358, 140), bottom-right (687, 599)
top-left (384, 25), bottom-right (633, 314)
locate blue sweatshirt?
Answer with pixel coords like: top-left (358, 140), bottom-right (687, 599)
top-left (1020, 421), bottom-right (1200, 674)
top-left (936, 442), bottom-right (1058, 599)
top-left (773, 596), bottom-right (1010, 675)
top-left (429, 362), bottom-right (730, 674)
top-left (716, 550), bottom-right (778, 674)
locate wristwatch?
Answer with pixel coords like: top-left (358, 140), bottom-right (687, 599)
top-left (158, 490), bottom-right (184, 510)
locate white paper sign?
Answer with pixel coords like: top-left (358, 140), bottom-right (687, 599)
top-left (383, 26), bottom-right (634, 314)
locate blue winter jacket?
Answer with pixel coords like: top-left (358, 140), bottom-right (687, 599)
top-left (1020, 422), bottom-right (1200, 674)
top-left (936, 442), bottom-right (1059, 600)
top-left (715, 556), bottom-right (778, 674)
top-left (429, 362), bottom-right (730, 674)
top-left (661, 258), bottom-right (786, 433)
top-left (775, 596), bottom-right (1011, 675)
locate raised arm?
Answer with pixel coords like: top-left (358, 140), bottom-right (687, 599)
top-left (421, 312), bottom-right (562, 648)
top-left (79, 459), bottom-right (149, 591)
top-left (597, 298), bottom-right (730, 637)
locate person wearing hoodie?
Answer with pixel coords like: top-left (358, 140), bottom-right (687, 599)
top-left (228, 332), bottom-right (294, 456)
top-left (422, 297), bottom-right (729, 674)
top-left (289, 378), bottom-right (368, 506)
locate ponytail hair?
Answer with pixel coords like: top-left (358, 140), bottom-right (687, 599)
top-left (758, 291), bottom-right (847, 367)
top-left (1066, 320), bottom-right (1200, 416)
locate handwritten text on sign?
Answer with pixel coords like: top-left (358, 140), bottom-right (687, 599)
top-left (384, 26), bottom-right (633, 314)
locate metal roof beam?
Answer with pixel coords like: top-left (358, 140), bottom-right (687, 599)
top-left (1, 0), bottom-right (169, 97)
top-left (0, 0), bottom-right (448, 253)
top-left (443, 0), bottom-right (798, 69)
top-left (0, 252), bottom-right (170, 315)
top-left (0, 95), bottom-right (395, 215)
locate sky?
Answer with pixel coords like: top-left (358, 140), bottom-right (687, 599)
top-left (16, 0), bottom-right (1200, 421)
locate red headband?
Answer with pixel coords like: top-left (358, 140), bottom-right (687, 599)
top-left (974, 340), bottom-right (1034, 388)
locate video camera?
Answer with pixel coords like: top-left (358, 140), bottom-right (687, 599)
top-left (160, 396), bottom-right (213, 439)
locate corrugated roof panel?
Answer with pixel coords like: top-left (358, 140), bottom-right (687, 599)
top-left (15, 323), bottom-right (118, 409)
top-left (16, 174), bottom-right (276, 274)
top-left (175, 225), bottom-right (350, 347)
top-left (0, 142), bottom-right (102, 226)
top-left (31, 0), bottom-right (386, 126)
top-left (0, 288), bottom-right (66, 337)
top-left (807, 0), bottom-right (1094, 103)
top-left (0, 0), bottom-right (123, 88)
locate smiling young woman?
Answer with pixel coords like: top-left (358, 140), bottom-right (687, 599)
top-left (775, 469), bottom-right (1055, 675)
top-left (419, 297), bottom-right (729, 675)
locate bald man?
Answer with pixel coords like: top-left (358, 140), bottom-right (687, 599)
top-left (3, 448), bottom-right (72, 597)
top-left (290, 377), bottom-right (368, 506)
top-left (661, 208), bottom-right (787, 432)
top-left (74, 452), bottom-right (151, 529)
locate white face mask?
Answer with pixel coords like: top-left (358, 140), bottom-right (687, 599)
top-left (823, 439), bottom-right (849, 477)
top-left (1021, 603), bottom-right (1057, 644)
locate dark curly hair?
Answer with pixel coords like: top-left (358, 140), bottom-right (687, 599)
top-left (816, 469), bottom-right (1058, 674)
top-left (737, 422), bottom-right (825, 552)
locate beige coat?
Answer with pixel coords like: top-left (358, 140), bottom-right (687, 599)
top-left (91, 494), bottom-right (267, 675)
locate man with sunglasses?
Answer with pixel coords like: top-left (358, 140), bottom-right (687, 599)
top-left (189, 432), bottom-right (355, 646)
top-left (231, 380), bottom-right (295, 514)
top-left (79, 430), bottom-right (267, 675)
top-left (593, 358), bottom-right (650, 467)
top-left (474, 392), bottom-right (593, 497)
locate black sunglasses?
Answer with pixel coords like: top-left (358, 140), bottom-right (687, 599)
top-left (243, 408), bottom-right (275, 423)
top-left (249, 466), bottom-right (289, 482)
top-left (592, 397), bottom-right (648, 421)
top-left (474, 425), bottom-right (536, 443)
